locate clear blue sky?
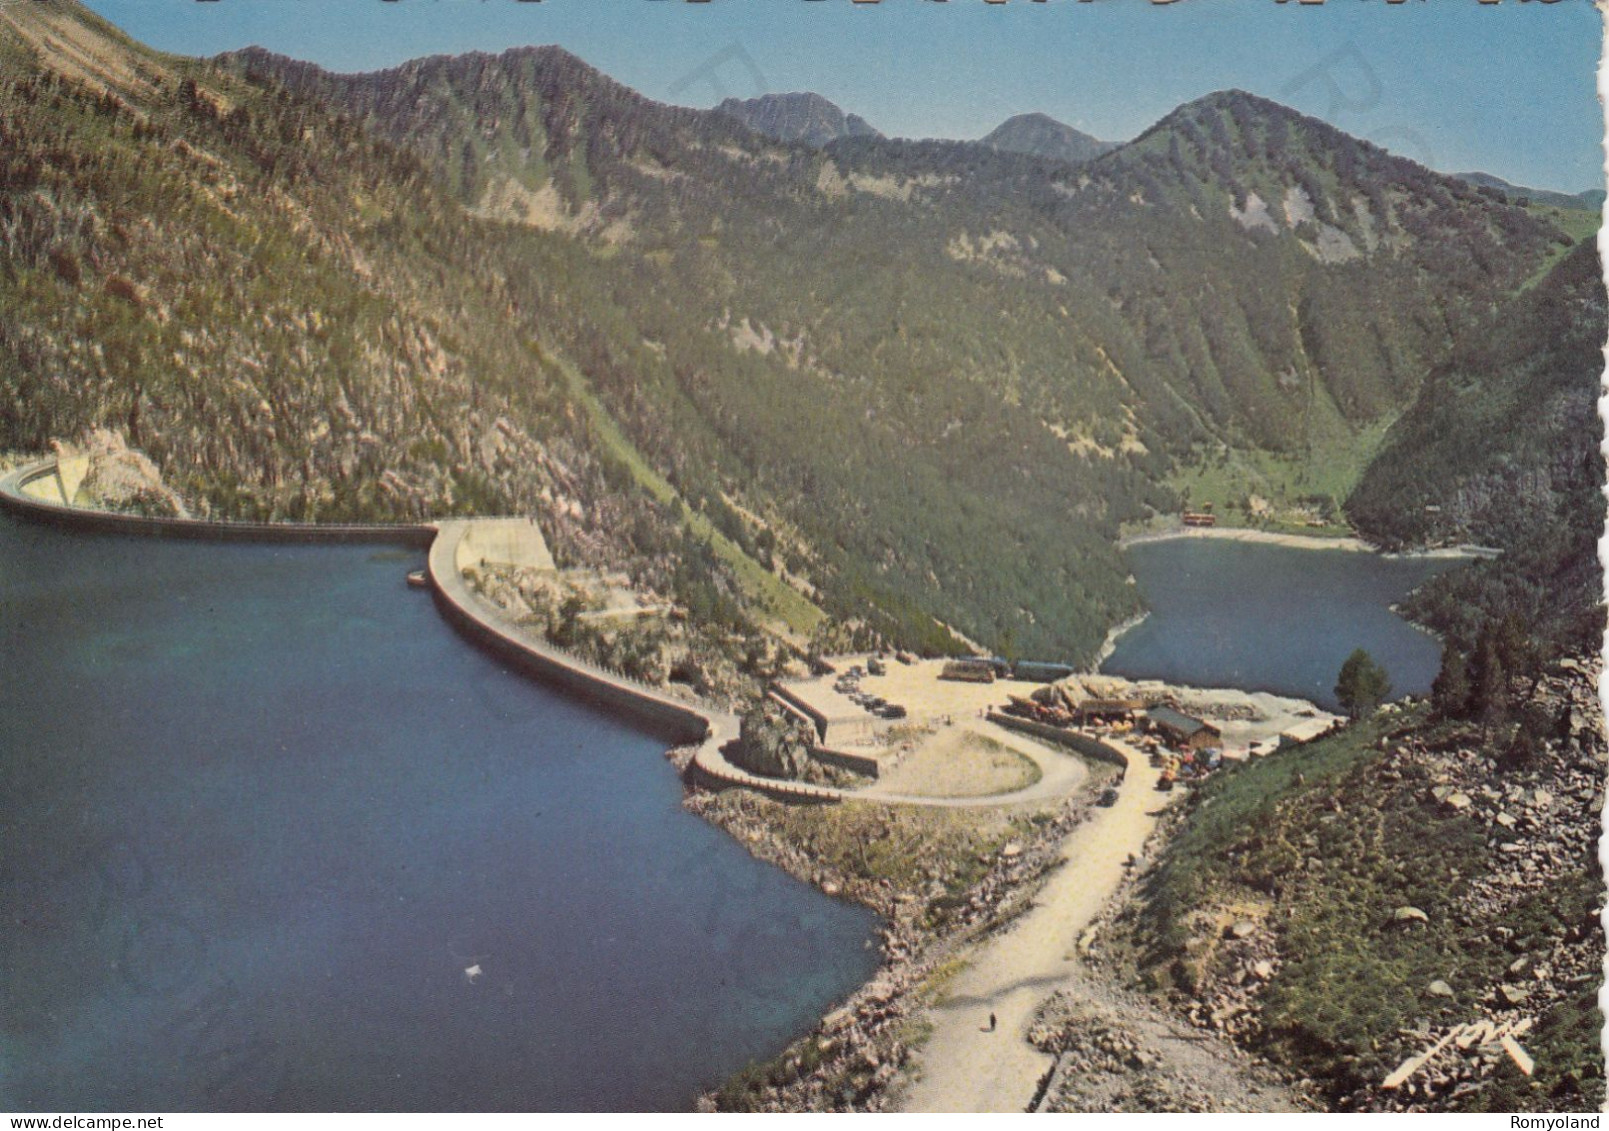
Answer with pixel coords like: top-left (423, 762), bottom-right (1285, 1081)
top-left (84, 0), bottom-right (1604, 193)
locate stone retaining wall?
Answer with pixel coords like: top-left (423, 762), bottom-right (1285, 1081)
top-left (808, 743), bottom-right (882, 780)
top-left (769, 683), bottom-right (831, 742)
top-left (987, 711), bottom-right (1132, 772)
top-left (766, 690), bottom-right (881, 779)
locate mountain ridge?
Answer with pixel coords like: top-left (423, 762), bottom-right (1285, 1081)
top-left (1454, 169), bottom-right (1604, 212)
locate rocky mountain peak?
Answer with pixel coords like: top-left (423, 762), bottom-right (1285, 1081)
top-left (716, 91), bottom-right (882, 147)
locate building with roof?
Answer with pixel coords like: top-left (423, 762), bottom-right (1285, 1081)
top-left (1146, 705), bottom-right (1222, 751)
top-left (1278, 717), bottom-right (1334, 747)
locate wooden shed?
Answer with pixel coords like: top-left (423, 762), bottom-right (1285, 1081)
top-left (1146, 705), bottom-right (1221, 751)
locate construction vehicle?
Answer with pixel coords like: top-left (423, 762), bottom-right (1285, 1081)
top-left (1155, 754), bottom-right (1179, 791)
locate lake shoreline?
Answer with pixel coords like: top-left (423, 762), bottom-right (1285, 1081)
top-left (1104, 533), bottom-right (1467, 714)
top-left (690, 663), bottom-right (1341, 1111)
top-left (0, 509), bottom-right (889, 1111)
top-left (1091, 610), bottom-right (1150, 671)
top-left (1120, 525), bottom-right (1500, 560)
top-left (685, 785), bottom-right (1101, 1112)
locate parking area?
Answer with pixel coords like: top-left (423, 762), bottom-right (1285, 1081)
top-left (780, 655), bottom-right (1051, 746)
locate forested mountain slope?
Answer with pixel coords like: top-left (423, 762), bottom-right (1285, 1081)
top-left (1120, 241), bottom-right (1606, 1115)
top-left (1455, 170), bottom-right (1605, 213)
top-left (0, 3), bottom-right (593, 526)
top-left (1348, 240), bottom-right (1605, 672)
top-left (231, 49), bottom-right (1567, 465)
top-left (218, 45), bottom-right (1573, 658)
top-left (1349, 241), bottom-right (1603, 554)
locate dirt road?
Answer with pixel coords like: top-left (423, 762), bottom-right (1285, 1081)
top-left (898, 739), bottom-right (1168, 1112)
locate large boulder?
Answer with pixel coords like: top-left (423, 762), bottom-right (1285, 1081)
top-left (735, 701), bottom-right (818, 780)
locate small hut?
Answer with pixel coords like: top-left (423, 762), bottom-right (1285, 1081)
top-left (1146, 706), bottom-right (1221, 751)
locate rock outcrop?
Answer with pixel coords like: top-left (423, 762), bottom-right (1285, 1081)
top-left (736, 699), bottom-right (822, 781)
top-left (53, 430), bottom-right (189, 517)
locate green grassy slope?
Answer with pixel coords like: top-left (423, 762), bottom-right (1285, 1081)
top-left (1121, 704), bottom-right (1604, 1111)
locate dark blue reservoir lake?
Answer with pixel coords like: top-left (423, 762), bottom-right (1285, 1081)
top-left (0, 517), bottom-right (877, 1111)
top-left (1102, 538), bottom-right (1465, 712)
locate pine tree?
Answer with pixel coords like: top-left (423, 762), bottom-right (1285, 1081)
top-left (1471, 631), bottom-right (1510, 740)
top-left (1431, 646), bottom-right (1471, 719)
top-left (1335, 648), bottom-right (1392, 718)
